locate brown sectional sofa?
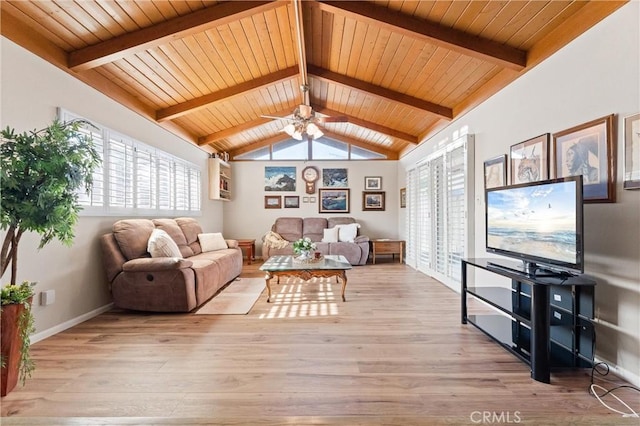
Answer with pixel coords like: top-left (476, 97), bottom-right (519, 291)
top-left (262, 217), bottom-right (369, 265)
top-left (99, 217), bottom-right (242, 312)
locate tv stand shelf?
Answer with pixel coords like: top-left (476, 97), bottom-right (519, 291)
top-left (462, 258), bottom-right (596, 384)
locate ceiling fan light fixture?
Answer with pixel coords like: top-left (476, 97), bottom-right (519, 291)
top-left (306, 123), bottom-right (323, 139)
top-left (282, 123), bottom-right (296, 137)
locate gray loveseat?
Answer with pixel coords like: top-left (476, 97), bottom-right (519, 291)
top-left (262, 217), bottom-right (369, 265)
top-left (99, 217), bottom-right (243, 312)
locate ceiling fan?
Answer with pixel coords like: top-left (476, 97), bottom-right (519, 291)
top-left (260, 0), bottom-right (347, 141)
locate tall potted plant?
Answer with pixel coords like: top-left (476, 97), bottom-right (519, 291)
top-left (0, 118), bottom-right (100, 396)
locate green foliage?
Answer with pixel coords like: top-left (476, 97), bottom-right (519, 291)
top-left (0, 119), bottom-right (100, 285)
top-left (1, 280), bottom-right (36, 305)
top-left (1, 280), bottom-right (36, 384)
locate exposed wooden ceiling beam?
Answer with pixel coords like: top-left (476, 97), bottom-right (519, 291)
top-left (0, 3), bottom-right (209, 153)
top-left (312, 105), bottom-right (418, 144)
top-left (198, 108), bottom-right (295, 145)
top-left (156, 67), bottom-right (299, 122)
top-left (313, 0), bottom-right (527, 71)
top-left (308, 65), bottom-right (452, 119)
top-left (68, 1), bottom-right (284, 71)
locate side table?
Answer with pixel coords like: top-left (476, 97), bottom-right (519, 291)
top-left (236, 239), bottom-right (256, 264)
top-left (370, 239), bottom-right (405, 264)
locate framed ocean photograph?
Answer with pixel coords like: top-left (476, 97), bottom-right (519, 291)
top-left (264, 166), bottom-right (296, 191)
top-left (319, 189), bottom-right (350, 213)
top-left (363, 191), bottom-right (385, 211)
top-left (322, 168), bottom-right (348, 187)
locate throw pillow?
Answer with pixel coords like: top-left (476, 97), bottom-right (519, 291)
top-left (147, 229), bottom-right (182, 258)
top-left (336, 223), bottom-right (360, 243)
top-left (321, 227), bottom-right (339, 243)
top-left (198, 232), bottom-right (228, 252)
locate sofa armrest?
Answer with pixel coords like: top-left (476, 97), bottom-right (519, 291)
top-left (225, 239), bottom-right (239, 249)
top-left (354, 235), bottom-right (369, 243)
top-left (123, 257), bottom-right (193, 272)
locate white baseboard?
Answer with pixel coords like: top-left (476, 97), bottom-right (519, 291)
top-left (594, 356), bottom-right (640, 388)
top-left (31, 303), bottom-right (114, 344)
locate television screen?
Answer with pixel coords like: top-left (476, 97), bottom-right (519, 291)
top-left (485, 176), bottom-right (583, 274)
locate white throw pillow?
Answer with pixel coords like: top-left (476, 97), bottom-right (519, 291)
top-left (147, 229), bottom-right (182, 258)
top-left (198, 232), bottom-right (228, 252)
top-left (321, 227), bottom-right (339, 243)
top-left (336, 223), bottom-right (360, 243)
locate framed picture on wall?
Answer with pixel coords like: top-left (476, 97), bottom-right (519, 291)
top-left (322, 168), bottom-right (348, 187)
top-left (364, 176), bottom-right (382, 190)
top-left (319, 189), bottom-right (350, 213)
top-left (484, 155), bottom-right (507, 189)
top-left (284, 196), bottom-right (300, 208)
top-left (264, 195), bottom-right (281, 209)
top-left (400, 187), bottom-right (406, 208)
top-left (510, 134), bottom-right (549, 184)
top-left (362, 191), bottom-right (385, 211)
top-left (553, 114), bottom-right (616, 202)
top-left (264, 166), bottom-right (296, 191)
top-left (623, 112), bottom-right (640, 189)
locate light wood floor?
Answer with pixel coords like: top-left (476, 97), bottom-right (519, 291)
top-left (1, 261), bottom-right (637, 425)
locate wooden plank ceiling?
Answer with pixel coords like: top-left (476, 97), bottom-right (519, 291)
top-left (0, 1), bottom-right (626, 159)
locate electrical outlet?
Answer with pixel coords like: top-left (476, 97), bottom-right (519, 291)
top-left (40, 289), bottom-right (55, 306)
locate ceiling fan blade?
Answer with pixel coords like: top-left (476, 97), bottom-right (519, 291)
top-left (317, 116), bottom-right (348, 123)
top-left (260, 114), bottom-right (294, 121)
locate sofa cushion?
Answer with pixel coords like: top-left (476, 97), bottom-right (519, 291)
top-left (322, 227), bottom-right (339, 243)
top-left (152, 219), bottom-right (194, 257)
top-left (176, 217), bottom-right (203, 255)
top-left (113, 219), bottom-right (155, 260)
top-left (148, 229), bottom-right (183, 258)
top-left (303, 217), bottom-right (328, 242)
top-left (199, 232), bottom-right (228, 252)
top-left (273, 217), bottom-right (303, 242)
top-left (336, 223), bottom-right (360, 243)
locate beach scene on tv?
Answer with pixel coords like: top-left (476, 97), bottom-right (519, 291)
top-left (487, 181), bottom-right (578, 264)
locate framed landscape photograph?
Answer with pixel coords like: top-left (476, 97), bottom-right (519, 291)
top-left (400, 187), bottom-right (406, 208)
top-left (319, 189), bottom-right (350, 213)
top-left (284, 195), bottom-right (300, 208)
top-left (322, 168), bottom-right (348, 187)
top-left (264, 195), bottom-right (281, 209)
top-left (623, 113), bottom-right (640, 189)
top-left (362, 191), bottom-right (385, 211)
top-left (364, 176), bottom-right (382, 190)
top-left (510, 134), bottom-right (549, 184)
top-left (264, 166), bottom-right (296, 191)
top-left (484, 155), bottom-right (507, 189)
top-left (553, 114), bottom-right (616, 202)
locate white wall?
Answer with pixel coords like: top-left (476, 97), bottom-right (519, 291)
top-left (399, 2), bottom-right (640, 384)
top-left (224, 160), bottom-right (399, 255)
top-left (0, 38), bottom-right (223, 338)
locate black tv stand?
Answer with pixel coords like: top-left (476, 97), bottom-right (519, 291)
top-left (462, 258), bottom-right (596, 384)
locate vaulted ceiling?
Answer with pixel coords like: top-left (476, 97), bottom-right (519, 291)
top-left (1, 1), bottom-right (625, 160)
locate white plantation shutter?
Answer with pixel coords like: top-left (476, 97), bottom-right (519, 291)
top-left (108, 134), bottom-right (134, 208)
top-left (405, 135), bottom-right (474, 291)
top-left (75, 123), bottom-right (104, 207)
top-left (189, 168), bottom-right (201, 211)
top-left (405, 168), bottom-right (417, 267)
top-left (135, 145), bottom-right (157, 209)
top-left (61, 109), bottom-right (201, 216)
top-left (157, 155), bottom-right (174, 210)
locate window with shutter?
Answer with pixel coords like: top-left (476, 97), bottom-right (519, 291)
top-left (405, 135), bottom-right (474, 290)
top-left (61, 109), bottom-right (201, 216)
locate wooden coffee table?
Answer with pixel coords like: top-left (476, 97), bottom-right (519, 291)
top-left (259, 255), bottom-right (352, 302)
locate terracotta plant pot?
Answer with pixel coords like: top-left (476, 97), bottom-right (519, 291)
top-left (1, 302), bottom-right (26, 397)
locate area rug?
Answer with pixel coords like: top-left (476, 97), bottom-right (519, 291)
top-left (195, 278), bottom-right (265, 315)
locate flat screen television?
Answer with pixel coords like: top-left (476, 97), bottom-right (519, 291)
top-left (485, 176), bottom-right (584, 276)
